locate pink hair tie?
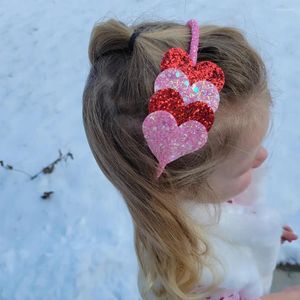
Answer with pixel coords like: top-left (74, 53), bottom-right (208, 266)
top-left (142, 19), bottom-right (225, 178)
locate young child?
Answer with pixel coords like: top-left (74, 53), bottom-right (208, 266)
top-left (82, 18), bottom-right (299, 300)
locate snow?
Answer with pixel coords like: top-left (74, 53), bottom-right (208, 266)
top-left (0, 0), bottom-right (299, 299)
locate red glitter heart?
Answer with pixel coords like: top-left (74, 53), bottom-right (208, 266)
top-left (149, 88), bottom-right (214, 131)
top-left (160, 48), bottom-right (225, 92)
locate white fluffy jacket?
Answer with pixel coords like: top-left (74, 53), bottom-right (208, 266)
top-left (181, 199), bottom-right (283, 299)
top-left (138, 169), bottom-right (283, 299)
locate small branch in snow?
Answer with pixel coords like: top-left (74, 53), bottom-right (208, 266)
top-left (0, 160), bottom-right (33, 177)
top-left (30, 149), bottom-right (74, 180)
top-left (0, 149), bottom-right (74, 180)
top-left (41, 191), bottom-right (54, 200)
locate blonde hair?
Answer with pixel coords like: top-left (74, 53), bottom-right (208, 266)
top-left (82, 18), bottom-right (271, 300)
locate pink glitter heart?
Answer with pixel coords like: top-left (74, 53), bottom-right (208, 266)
top-left (154, 68), bottom-right (220, 112)
top-left (142, 110), bottom-right (208, 178)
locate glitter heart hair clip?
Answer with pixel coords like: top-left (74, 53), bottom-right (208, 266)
top-left (142, 19), bottom-right (225, 178)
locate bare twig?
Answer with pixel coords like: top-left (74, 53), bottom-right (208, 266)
top-left (41, 191), bottom-right (54, 200)
top-left (0, 149), bottom-right (74, 180)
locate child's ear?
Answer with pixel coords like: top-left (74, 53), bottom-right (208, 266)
top-left (252, 147), bottom-right (268, 169)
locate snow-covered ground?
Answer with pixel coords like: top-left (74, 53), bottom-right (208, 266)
top-left (0, 0), bottom-right (299, 299)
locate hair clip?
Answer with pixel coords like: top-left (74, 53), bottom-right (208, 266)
top-left (142, 19), bottom-right (225, 178)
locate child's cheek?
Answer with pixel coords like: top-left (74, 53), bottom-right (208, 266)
top-left (235, 171), bottom-right (252, 196)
